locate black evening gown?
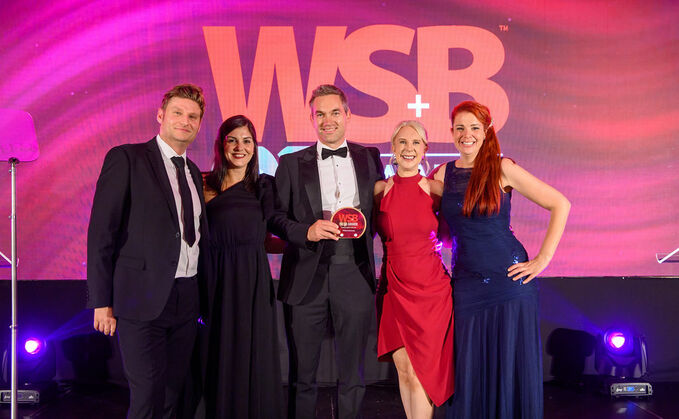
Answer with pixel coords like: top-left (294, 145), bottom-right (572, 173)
top-left (203, 174), bottom-right (283, 419)
top-left (441, 162), bottom-right (543, 419)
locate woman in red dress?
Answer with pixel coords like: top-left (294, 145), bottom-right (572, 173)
top-left (374, 120), bottom-right (454, 418)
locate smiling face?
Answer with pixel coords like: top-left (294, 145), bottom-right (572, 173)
top-left (310, 94), bottom-right (350, 149)
top-left (223, 125), bottom-right (255, 170)
top-left (452, 111), bottom-right (486, 161)
top-left (392, 125), bottom-right (427, 175)
top-left (157, 97), bottom-right (202, 154)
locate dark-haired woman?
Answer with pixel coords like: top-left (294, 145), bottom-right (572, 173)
top-left (202, 115), bottom-right (283, 418)
top-left (434, 102), bottom-right (570, 419)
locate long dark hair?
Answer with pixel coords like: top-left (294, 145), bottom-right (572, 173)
top-left (205, 115), bottom-right (259, 193)
top-left (451, 101), bottom-right (502, 217)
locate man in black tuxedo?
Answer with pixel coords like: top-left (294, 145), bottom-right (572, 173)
top-left (87, 84), bottom-right (207, 418)
top-left (270, 84), bottom-right (383, 418)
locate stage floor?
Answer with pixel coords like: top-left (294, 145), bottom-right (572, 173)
top-left (1, 381), bottom-right (676, 418)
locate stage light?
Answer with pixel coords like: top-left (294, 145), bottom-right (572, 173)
top-left (1, 337), bottom-right (56, 404)
top-left (596, 328), bottom-right (646, 378)
top-left (24, 339), bottom-right (43, 356)
top-left (603, 329), bottom-right (634, 355)
top-left (2, 338), bottom-right (55, 385)
top-left (595, 327), bottom-right (651, 397)
top-left (608, 333), bottom-right (625, 349)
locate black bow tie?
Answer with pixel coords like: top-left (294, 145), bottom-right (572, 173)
top-left (321, 147), bottom-right (348, 160)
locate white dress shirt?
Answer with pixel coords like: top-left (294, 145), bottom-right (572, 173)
top-left (316, 140), bottom-right (360, 220)
top-left (156, 135), bottom-right (201, 278)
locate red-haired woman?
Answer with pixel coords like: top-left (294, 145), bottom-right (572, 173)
top-left (433, 101), bottom-right (570, 419)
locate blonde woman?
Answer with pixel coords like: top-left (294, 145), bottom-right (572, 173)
top-left (374, 120), bottom-right (454, 419)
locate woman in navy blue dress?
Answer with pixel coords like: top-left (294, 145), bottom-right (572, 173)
top-left (434, 101), bottom-right (570, 419)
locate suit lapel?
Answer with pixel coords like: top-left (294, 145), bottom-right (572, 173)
top-left (299, 146), bottom-right (323, 219)
top-left (348, 142), bottom-right (371, 210)
top-left (145, 138), bottom-right (180, 229)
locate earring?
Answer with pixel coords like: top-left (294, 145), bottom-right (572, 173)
top-left (389, 153), bottom-right (397, 167)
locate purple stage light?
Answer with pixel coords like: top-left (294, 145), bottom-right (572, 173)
top-left (603, 329), bottom-right (633, 354)
top-left (595, 328), bottom-right (648, 379)
top-left (608, 332), bottom-right (626, 349)
top-left (24, 338), bottom-right (43, 355)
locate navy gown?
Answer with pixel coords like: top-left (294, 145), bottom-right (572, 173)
top-left (202, 174), bottom-right (283, 419)
top-left (441, 162), bottom-right (543, 419)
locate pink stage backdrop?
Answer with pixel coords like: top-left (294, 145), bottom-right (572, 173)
top-left (0, 1), bottom-right (677, 279)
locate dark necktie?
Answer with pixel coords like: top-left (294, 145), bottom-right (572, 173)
top-left (170, 156), bottom-right (196, 247)
top-left (321, 146), bottom-right (348, 160)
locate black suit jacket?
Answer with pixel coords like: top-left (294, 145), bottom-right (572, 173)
top-left (86, 138), bottom-right (207, 321)
top-left (270, 142), bottom-right (383, 305)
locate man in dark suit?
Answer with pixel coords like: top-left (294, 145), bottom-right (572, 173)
top-left (87, 84), bottom-right (207, 418)
top-left (270, 84), bottom-right (383, 419)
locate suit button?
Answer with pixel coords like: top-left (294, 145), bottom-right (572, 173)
top-left (175, 232), bottom-right (180, 239)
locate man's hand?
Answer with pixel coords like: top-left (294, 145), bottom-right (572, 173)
top-left (307, 220), bottom-right (340, 242)
top-left (93, 306), bottom-right (117, 336)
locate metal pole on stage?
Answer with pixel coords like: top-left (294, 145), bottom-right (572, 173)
top-left (0, 109), bottom-right (38, 419)
top-left (10, 158), bottom-right (18, 419)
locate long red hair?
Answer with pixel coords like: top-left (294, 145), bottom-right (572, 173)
top-left (451, 101), bottom-right (502, 217)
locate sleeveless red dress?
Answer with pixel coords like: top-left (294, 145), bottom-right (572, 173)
top-left (376, 173), bottom-right (454, 406)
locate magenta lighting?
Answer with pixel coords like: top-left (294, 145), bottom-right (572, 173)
top-left (595, 328), bottom-right (648, 379)
top-left (603, 329), bottom-right (633, 355)
top-left (23, 338), bottom-right (43, 355)
top-left (609, 334), bottom-right (625, 349)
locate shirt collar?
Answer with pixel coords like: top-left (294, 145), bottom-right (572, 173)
top-left (156, 135), bottom-right (186, 160)
top-left (316, 140), bottom-right (349, 160)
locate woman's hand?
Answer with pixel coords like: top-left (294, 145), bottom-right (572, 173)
top-left (507, 254), bottom-right (550, 284)
top-left (502, 158), bottom-right (570, 283)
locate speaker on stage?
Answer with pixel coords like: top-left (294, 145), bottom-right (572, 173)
top-left (546, 328), bottom-right (596, 385)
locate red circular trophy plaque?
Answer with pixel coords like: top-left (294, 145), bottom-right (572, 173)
top-left (331, 207), bottom-right (366, 239)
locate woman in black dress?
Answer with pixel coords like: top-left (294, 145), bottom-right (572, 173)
top-left (202, 115), bottom-right (283, 418)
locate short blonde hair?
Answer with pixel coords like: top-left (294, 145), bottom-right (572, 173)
top-left (390, 120), bottom-right (428, 146)
top-left (161, 84), bottom-right (205, 118)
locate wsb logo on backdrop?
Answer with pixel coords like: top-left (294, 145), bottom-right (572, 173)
top-left (203, 25), bottom-right (508, 173)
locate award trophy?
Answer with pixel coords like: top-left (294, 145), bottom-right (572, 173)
top-left (331, 207), bottom-right (366, 239)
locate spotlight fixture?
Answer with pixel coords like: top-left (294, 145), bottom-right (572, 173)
top-left (1, 336), bottom-right (56, 404)
top-left (606, 332), bottom-right (626, 350)
top-left (595, 327), bottom-right (652, 397)
top-left (23, 338), bottom-right (44, 356)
